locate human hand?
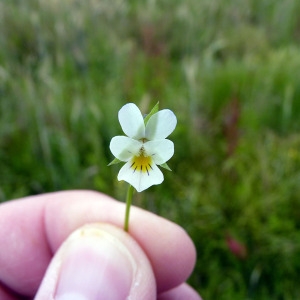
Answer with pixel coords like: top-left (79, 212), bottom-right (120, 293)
top-left (0, 191), bottom-right (201, 300)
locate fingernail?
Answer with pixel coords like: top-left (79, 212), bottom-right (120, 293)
top-left (54, 226), bottom-right (136, 300)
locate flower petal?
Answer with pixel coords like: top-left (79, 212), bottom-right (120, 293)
top-left (118, 160), bottom-right (164, 192)
top-left (144, 139), bottom-right (174, 165)
top-left (118, 103), bottom-right (145, 139)
top-left (145, 109), bottom-right (177, 140)
top-left (110, 136), bottom-right (142, 161)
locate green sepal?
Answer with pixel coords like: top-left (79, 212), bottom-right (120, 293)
top-left (144, 102), bottom-right (159, 125)
top-left (160, 162), bottom-right (172, 171)
top-left (108, 158), bottom-right (122, 166)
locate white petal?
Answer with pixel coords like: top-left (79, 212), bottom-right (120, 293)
top-left (118, 103), bottom-right (145, 139)
top-left (110, 136), bottom-right (142, 161)
top-left (144, 139), bottom-right (174, 165)
top-left (118, 160), bottom-right (163, 192)
top-left (145, 109), bottom-right (177, 140)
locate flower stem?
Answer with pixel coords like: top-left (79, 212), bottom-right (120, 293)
top-left (124, 184), bottom-right (134, 232)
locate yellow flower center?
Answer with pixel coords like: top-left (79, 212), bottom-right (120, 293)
top-left (130, 147), bottom-right (153, 175)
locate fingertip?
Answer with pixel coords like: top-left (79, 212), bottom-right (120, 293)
top-left (158, 283), bottom-right (202, 300)
top-left (129, 212), bottom-right (197, 292)
top-left (36, 224), bottom-right (156, 300)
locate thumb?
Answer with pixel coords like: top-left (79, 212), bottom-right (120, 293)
top-left (35, 224), bottom-right (156, 300)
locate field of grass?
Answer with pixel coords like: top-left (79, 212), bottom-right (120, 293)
top-left (1, 0), bottom-right (300, 298)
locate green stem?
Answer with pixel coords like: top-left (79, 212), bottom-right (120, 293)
top-left (124, 184), bottom-right (134, 232)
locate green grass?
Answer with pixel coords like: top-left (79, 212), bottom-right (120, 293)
top-left (1, 0), bottom-right (300, 298)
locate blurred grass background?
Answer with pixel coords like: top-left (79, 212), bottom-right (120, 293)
top-left (1, 0), bottom-right (300, 298)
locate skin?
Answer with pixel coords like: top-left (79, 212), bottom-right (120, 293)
top-left (0, 190), bottom-right (201, 299)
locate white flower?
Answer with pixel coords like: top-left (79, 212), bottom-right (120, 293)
top-left (110, 103), bottom-right (177, 192)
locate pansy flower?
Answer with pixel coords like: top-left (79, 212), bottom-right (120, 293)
top-left (109, 103), bottom-right (177, 192)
